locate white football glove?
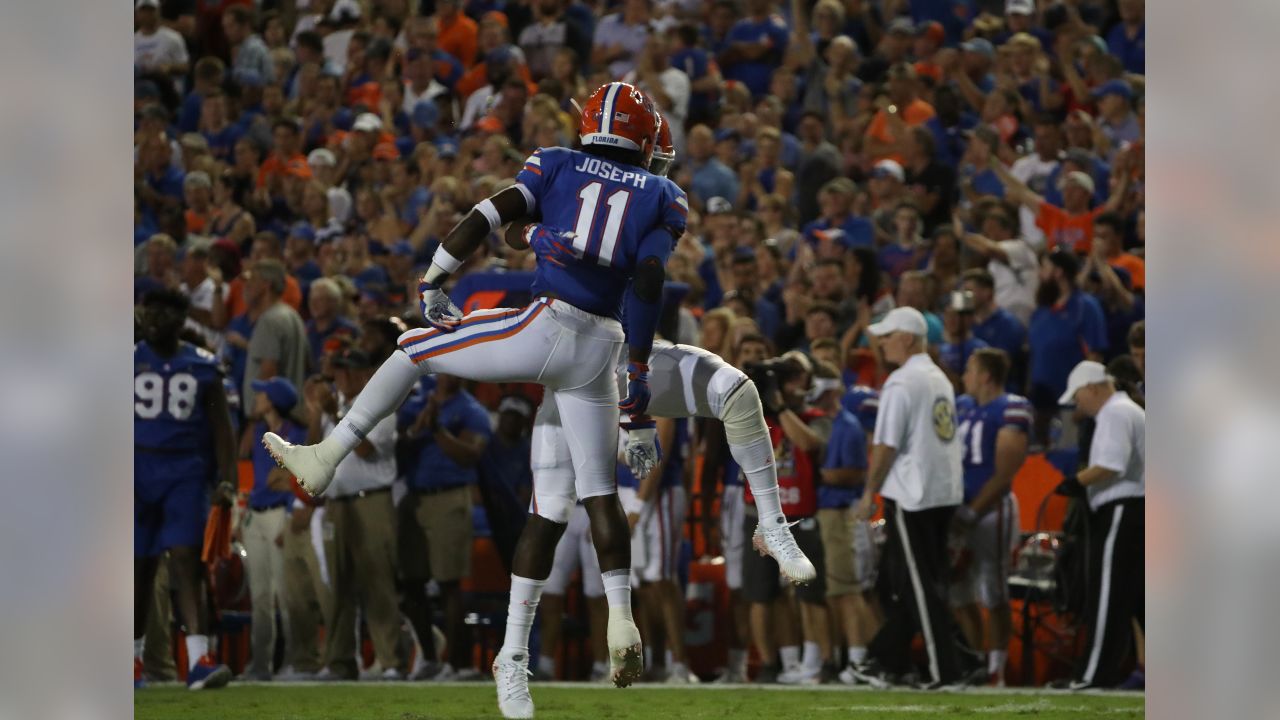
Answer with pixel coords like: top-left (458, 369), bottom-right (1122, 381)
top-left (623, 425), bottom-right (660, 479)
top-left (418, 281), bottom-right (462, 332)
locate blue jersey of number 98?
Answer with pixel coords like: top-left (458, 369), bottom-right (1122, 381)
top-left (515, 146), bottom-right (689, 320)
top-left (134, 340), bottom-right (223, 484)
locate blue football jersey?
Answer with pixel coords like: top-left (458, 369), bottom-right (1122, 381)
top-left (659, 418), bottom-right (690, 489)
top-left (515, 146), bottom-right (689, 319)
top-left (956, 393), bottom-right (1032, 502)
top-left (135, 341), bottom-right (224, 452)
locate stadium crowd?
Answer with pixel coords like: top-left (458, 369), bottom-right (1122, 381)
top-left (134, 0), bottom-right (1145, 691)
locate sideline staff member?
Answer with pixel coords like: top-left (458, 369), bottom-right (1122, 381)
top-left (851, 307), bottom-right (965, 688)
top-left (1059, 360), bottom-right (1145, 689)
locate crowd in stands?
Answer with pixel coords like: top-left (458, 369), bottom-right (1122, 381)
top-left (135, 0), bottom-right (1144, 687)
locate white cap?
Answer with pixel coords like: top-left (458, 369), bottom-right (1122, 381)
top-left (1058, 170), bottom-right (1095, 195)
top-left (872, 159), bottom-right (905, 183)
top-left (307, 148), bottom-right (337, 168)
top-left (1006, 0), bottom-right (1034, 15)
top-left (353, 112), bottom-right (383, 133)
top-left (136, 0), bottom-right (160, 8)
top-left (1059, 360), bottom-right (1110, 405)
top-left (868, 307), bottom-right (928, 338)
top-left (706, 196), bottom-right (733, 215)
top-left (329, 0), bottom-right (362, 21)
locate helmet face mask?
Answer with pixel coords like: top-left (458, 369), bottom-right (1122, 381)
top-left (579, 82), bottom-right (658, 164)
top-left (648, 111), bottom-right (676, 177)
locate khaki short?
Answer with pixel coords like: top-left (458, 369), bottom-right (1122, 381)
top-left (818, 507), bottom-right (877, 597)
top-left (400, 485), bottom-right (474, 583)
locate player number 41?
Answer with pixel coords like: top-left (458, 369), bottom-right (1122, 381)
top-left (572, 182), bottom-right (632, 267)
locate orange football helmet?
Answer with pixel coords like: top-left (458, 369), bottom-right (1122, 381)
top-left (579, 82), bottom-right (658, 160)
top-left (650, 112), bottom-right (676, 177)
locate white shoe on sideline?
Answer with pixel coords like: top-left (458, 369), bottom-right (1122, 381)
top-left (493, 650), bottom-right (535, 719)
top-left (752, 520), bottom-right (817, 584)
top-left (666, 662), bottom-right (699, 684)
top-left (262, 433), bottom-right (336, 496)
top-left (778, 664), bottom-right (820, 685)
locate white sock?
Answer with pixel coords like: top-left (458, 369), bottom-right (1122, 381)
top-left (847, 646), bottom-right (867, 666)
top-left (502, 575), bottom-right (546, 657)
top-left (643, 646), bottom-right (653, 667)
top-left (318, 351), bottom-right (419, 464)
top-left (729, 435), bottom-right (786, 525)
top-left (728, 648), bottom-right (747, 672)
top-left (134, 637), bottom-right (145, 662)
top-left (602, 569), bottom-right (633, 621)
top-left (780, 645), bottom-right (800, 671)
top-left (185, 635), bottom-right (209, 670)
top-left (989, 649), bottom-right (1008, 676)
top-left (802, 641), bottom-right (820, 670)
top-left (665, 649), bottom-right (675, 668)
top-left (540, 655), bottom-right (557, 677)
top-left (592, 660), bottom-right (609, 674)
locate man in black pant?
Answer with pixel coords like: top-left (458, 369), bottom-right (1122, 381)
top-left (850, 308), bottom-right (966, 688)
top-left (1058, 361), bottom-right (1145, 689)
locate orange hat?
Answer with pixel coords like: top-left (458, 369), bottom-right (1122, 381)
top-left (285, 158), bottom-right (313, 179)
top-left (373, 142), bottom-right (400, 161)
top-left (916, 20), bottom-right (944, 46)
top-left (475, 115), bottom-right (504, 134)
top-left (482, 10), bottom-right (508, 27)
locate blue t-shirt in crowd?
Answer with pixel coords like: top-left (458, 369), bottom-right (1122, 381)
top-left (250, 420), bottom-right (304, 509)
top-left (671, 46), bottom-right (715, 120)
top-left (802, 215), bottom-right (875, 249)
top-left (403, 389), bottom-right (493, 492)
top-left (1028, 290), bottom-right (1108, 396)
top-left (818, 407), bottom-right (869, 509)
top-left (1106, 22), bottom-right (1145, 75)
top-left (723, 15), bottom-right (789, 98)
top-left (690, 158), bottom-right (740, 207)
top-left (925, 112), bottom-right (979, 168)
top-left (939, 336), bottom-right (989, 377)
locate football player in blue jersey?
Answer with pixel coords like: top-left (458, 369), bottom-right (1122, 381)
top-left (264, 82), bottom-right (680, 711)
top-left (134, 290), bottom-right (237, 690)
top-left (509, 121), bottom-right (817, 697)
top-left (951, 348), bottom-right (1032, 686)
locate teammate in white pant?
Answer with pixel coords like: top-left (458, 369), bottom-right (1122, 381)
top-left (488, 116), bottom-right (815, 712)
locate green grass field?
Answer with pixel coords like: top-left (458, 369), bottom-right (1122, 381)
top-left (135, 682), bottom-right (1144, 719)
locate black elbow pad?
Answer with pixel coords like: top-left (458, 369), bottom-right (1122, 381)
top-left (632, 256), bottom-right (664, 303)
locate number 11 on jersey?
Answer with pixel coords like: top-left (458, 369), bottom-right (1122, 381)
top-left (573, 181), bottom-right (632, 267)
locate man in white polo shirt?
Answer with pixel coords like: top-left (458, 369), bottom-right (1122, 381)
top-left (849, 307), bottom-right (966, 689)
top-left (1058, 360), bottom-right (1145, 689)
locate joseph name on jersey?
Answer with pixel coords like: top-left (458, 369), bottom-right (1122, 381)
top-left (515, 146), bottom-right (688, 320)
top-left (134, 341), bottom-right (223, 452)
top-left (955, 393), bottom-right (1032, 502)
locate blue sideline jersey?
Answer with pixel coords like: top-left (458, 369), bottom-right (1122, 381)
top-left (660, 418), bottom-right (690, 489)
top-left (135, 341), bottom-right (223, 557)
top-left (515, 146), bottom-right (689, 320)
top-left (955, 393), bottom-right (1032, 502)
top-left (135, 341), bottom-right (223, 454)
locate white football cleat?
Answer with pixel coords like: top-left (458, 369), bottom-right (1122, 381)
top-left (606, 615), bottom-right (643, 688)
top-left (752, 520), bottom-right (817, 584)
top-left (262, 432), bottom-right (335, 497)
top-left (665, 661), bottom-right (700, 684)
top-left (493, 651), bottom-right (535, 719)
